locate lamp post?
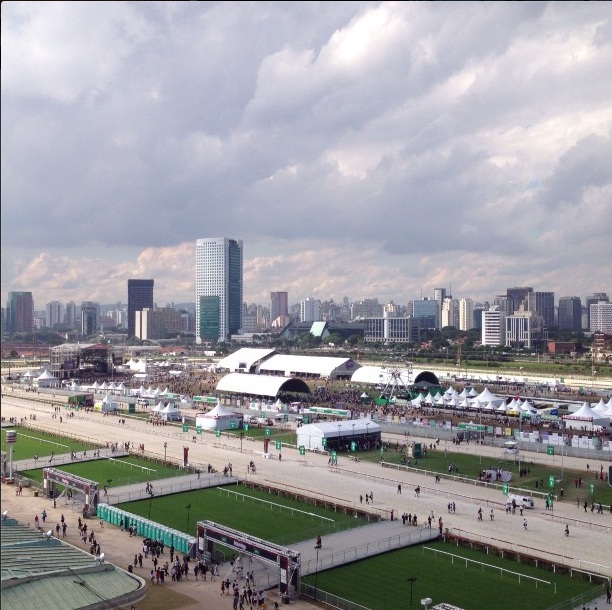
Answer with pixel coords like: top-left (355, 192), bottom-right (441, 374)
top-left (337, 423), bottom-right (341, 451)
top-left (147, 491), bottom-right (154, 520)
top-left (164, 442), bottom-right (167, 461)
top-left (407, 576), bottom-right (417, 610)
top-left (314, 544), bottom-right (320, 600)
top-left (186, 504), bottom-right (192, 534)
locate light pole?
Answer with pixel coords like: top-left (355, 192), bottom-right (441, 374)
top-left (164, 442), bottom-right (167, 461)
top-left (186, 504), bottom-right (192, 534)
top-left (314, 545), bottom-right (320, 600)
top-left (407, 576), bottom-right (417, 610)
top-left (147, 491), bottom-right (154, 520)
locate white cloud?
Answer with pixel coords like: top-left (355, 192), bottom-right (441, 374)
top-left (2, 1), bottom-right (611, 310)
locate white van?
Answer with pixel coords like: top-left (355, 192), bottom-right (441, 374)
top-left (506, 494), bottom-right (535, 509)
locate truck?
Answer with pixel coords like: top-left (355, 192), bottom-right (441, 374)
top-left (506, 494), bottom-right (535, 509)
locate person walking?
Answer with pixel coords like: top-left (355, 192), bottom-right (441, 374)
top-left (490, 509), bottom-right (494, 521)
top-left (523, 518), bottom-right (528, 530)
top-left (565, 524), bottom-right (569, 537)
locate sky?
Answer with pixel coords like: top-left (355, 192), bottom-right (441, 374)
top-left (2, 1), bottom-right (611, 311)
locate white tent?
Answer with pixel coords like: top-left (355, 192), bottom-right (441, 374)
top-left (592, 399), bottom-right (608, 415)
top-left (563, 402), bottom-right (609, 431)
top-left (34, 369), bottom-right (57, 388)
top-left (296, 418), bottom-right (381, 451)
top-left (476, 387), bottom-right (502, 405)
top-left (196, 402), bottom-right (241, 431)
top-left (411, 395), bottom-right (424, 407)
top-left (160, 404), bottom-right (181, 421)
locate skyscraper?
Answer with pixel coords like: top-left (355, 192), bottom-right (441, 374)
top-left (270, 292), bottom-right (289, 325)
top-left (127, 279), bottom-right (154, 338)
top-left (196, 237), bottom-right (243, 343)
top-left (558, 296), bottom-right (582, 331)
top-left (6, 291), bottom-right (34, 334)
top-left (459, 298), bottom-right (474, 331)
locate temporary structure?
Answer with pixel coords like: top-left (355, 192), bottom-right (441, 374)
top-left (196, 402), bottom-right (241, 431)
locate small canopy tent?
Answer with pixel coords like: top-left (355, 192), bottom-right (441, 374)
top-left (196, 402), bottom-right (242, 431)
top-left (160, 403), bottom-right (182, 421)
top-left (34, 369), bottom-right (57, 388)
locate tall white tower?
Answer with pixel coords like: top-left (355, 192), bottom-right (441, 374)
top-left (195, 238), bottom-right (243, 343)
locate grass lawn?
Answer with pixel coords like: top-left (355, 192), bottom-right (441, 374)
top-left (358, 444), bottom-right (612, 507)
top-left (1, 427), bottom-right (99, 459)
top-left (19, 456), bottom-right (186, 488)
top-left (118, 484), bottom-right (369, 545)
top-left (303, 540), bottom-right (601, 610)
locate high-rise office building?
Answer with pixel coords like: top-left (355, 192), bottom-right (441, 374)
top-left (586, 293), bottom-right (609, 329)
top-left (81, 301), bottom-right (99, 337)
top-left (300, 297), bottom-right (321, 323)
top-left (127, 279), bottom-right (154, 338)
top-left (45, 301), bottom-right (63, 329)
top-left (459, 298), bottom-right (474, 331)
top-left (482, 306), bottom-right (505, 346)
top-left (196, 237), bottom-right (243, 343)
top-left (589, 302), bottom-right (612, 334)
top-left (270, 292), bottom-right (289, 325)
top-left (6, 291), bottom-right (34, 334)
top-left (532, 291), bottom-right (555, 328)
top-left (558, 296), bottom-right (582, 331)
top-left (64, 301), bottom-right (77, 329)
top-left (412, 298), bottom-right (438, 330)
top-left (506, 287), bottom-right (533, 314)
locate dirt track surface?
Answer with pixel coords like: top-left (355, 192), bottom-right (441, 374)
top-left (2, 389), bottom-right (611, 610)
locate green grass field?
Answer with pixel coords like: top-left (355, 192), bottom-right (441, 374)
top-left (1, 427), bottom-right (98, 459)
top-left (359, 444), bottom-right (612, 507)
top-left (19, 456), bottom-right (185, 488)
top-left (118, 484), bottom-right (368, 545)
top-left (303, 540), bottom-right (601, 610)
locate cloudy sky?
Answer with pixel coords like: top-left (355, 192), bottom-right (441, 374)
top-left (2, 1), bottom-right (611, 311)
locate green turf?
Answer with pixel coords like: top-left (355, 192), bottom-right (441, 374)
top-left (118, 484), bottom-right (369, 545)
top-left (303, 540), bottom-right (601, 610)
top-left (19, 456), bottom-right (185, 488)
top-left (1, 427), bottom-right (99, 459)
top-left (359, 443), bottom-right (612, 507)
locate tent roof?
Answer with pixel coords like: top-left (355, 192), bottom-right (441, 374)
top-left (350, 365), bottom-right (439, 387)
top-left (216, 348), bottom-right (278, 372)
top-left (258, 354), bottom-right (359, 378)
top-left (200, 403), bottom-right (235, 418)
top-left (216, 373), bottom-right (311, 398)
top-left (297, 418), bottom-right (381, 436)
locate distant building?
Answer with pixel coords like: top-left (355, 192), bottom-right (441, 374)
top-left (482, 306), bottom-right (505, 346)
top-left (506, 287), bottom-right (533, 315)
top-left (81, 301), bottom-right (99, 337)
top-left (135, 307), bottom-right (181, 340)
top-left (459, 298), bottom-right (474, 331)
top-left (363, 311), bottom-right (418, 344)
top-left (196, 237), bottom-right (243, 343)
top-left (412, 298), bottom-right (438, 331)
top-left (505, 311), bottom-right (545, 349)
top-left (270, 292), bottom-right (288, 326)
top-left (45, 301), bottom-right (63, 329)
top-left (590, 301), bottom-right (612, 334)
top-left (586, 293), bottom-right (609, 329)
top-left (300, 297), bottom-right (321, 323)
top-left (532, 291), bottom-right (555, 328)
top-left (127, 279), bottom-right (154, 338)
top-left (558, 296), bottom-right (582, 331)
top-left (6, 291), bottom-right (34, 334)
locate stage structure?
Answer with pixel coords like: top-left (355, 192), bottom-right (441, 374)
top-left (198, 520), bottom-right (301, 599)
top-left (43, 467), bottom-right (100, 517)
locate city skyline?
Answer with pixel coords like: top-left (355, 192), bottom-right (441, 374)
top-left (2, 3), bottom-right (612, 308)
